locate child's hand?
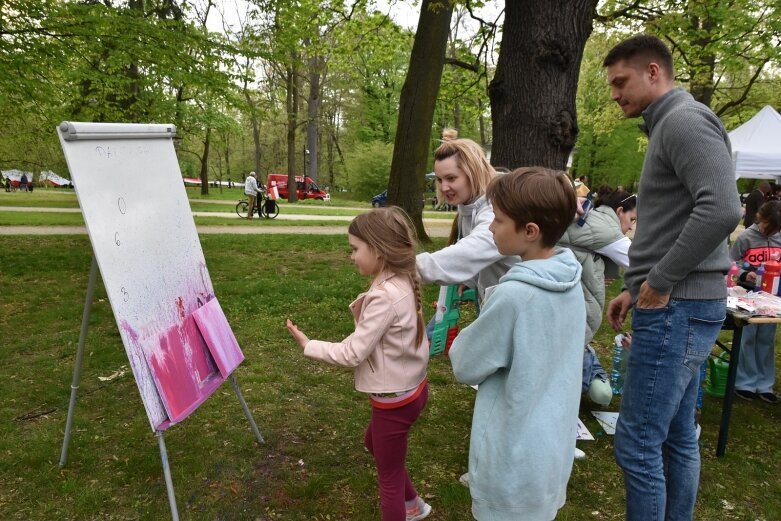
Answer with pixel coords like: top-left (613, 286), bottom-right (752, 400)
top-left (286, 319), bottom-right (310, 348)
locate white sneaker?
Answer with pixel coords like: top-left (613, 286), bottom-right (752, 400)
top-left (406, 496), bottom-right (432, 521)
top-left (574, 448), bottom-right (587, 460)
top-left (459, 472), bottom-right (470, 487)
top-left (695, 423), bottom-right (701, 440)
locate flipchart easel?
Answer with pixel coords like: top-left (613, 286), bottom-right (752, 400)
top-left (56, 122), bottom-right (263, 521)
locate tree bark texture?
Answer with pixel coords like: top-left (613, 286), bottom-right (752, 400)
top-left (490, 0), bottom-right (598, 171)
top-left (388, 0), bottom-right (454, 241)
top-left (199, 127), bottom-right (211, 196)
top-left (286, 63), bottom-right (299, 202)
top-left (306, 57), bottom-right (322, 184)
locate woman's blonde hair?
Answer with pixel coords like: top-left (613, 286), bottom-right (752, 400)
top-left (348, 207), bottom-right (425, 349)
top-left (433, 138), bottom-right (495, 206)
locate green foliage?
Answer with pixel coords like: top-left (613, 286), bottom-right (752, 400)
top-left (342, 140), bottom-right (394, 198)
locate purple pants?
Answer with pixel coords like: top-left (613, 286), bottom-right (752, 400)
top-left (364, 385), bottom-right (428, 521)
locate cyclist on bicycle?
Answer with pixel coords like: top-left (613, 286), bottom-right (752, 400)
top-left (244, 171), bottom-right (261, 219)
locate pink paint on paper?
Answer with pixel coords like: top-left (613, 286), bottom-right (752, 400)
top-left (146, 313), bottom-right (222, 424)
top-left (192, 298), bottom-right (244, 378)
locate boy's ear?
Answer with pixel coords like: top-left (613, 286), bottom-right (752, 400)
top-left (524, 222), bottom-right (541, 241)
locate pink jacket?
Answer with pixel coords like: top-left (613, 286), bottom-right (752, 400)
top-left (304, 272), bottom-right (428, 394)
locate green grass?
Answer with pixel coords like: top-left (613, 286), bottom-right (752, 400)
top-left (0, 189), bottom-right (79, 208)
top-left (1, 235), bottom-right (779, 520)
top-left (0, 211), bottom-right (86, 226)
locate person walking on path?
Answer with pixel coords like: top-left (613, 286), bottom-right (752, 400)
top-left (743, 182), bottom-right (770, 228)
top-left (244, 172), bottom-right (260, 219)
top-left (603, 34), bottom-right (741, 521)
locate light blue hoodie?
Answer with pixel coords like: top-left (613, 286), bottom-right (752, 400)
top-left (450, 248), bottom-right (586, 521)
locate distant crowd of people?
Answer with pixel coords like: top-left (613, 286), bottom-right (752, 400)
top-left (2, 172), bottom-right (33, 192)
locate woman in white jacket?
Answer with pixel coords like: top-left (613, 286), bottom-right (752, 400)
top-left (416, 139), bottom-right (518, 303)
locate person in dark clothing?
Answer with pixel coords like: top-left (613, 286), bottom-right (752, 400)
top-left (743, 182), bottom-right (770, 228)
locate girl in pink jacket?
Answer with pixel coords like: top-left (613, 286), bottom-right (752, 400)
top-left (287, 207), bottom-right (431, 521)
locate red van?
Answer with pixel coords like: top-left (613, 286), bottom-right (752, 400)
top-left (266, 174), bottom-right (330, 201)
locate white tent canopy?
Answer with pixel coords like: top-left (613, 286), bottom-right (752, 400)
top-left (729, 105), bottom-right (781, 181)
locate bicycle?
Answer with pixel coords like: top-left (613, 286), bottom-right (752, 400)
top-left (236, 191), bottom-right (280, 219)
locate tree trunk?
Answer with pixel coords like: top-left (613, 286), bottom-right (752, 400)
top-left (388, 0), bottom-right (454, 241)
top-left (224, 134), bottom-right (230, 193)
top-left (687, 8), bottom-right (716, 108)
top-left (478, 98), bottom-right (486, 146)
top-left (199, 127), bottom-right (211, 196)
top-left (286, 63), bottom-right (299, 202)
top-left (490, 0), bottom-right (598, 170)
top-left (244, 89), bottom-right (263, 179)
top-left (306, 56), bottom-right (321, 185)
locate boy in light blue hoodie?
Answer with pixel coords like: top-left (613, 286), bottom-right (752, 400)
top-left (450, 168), bottom-right (586, 521)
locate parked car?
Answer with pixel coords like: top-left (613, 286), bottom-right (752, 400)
top-left (267, 174), bottom-right (330, 201)
top-left (372, 190), bottom-right (388, 207)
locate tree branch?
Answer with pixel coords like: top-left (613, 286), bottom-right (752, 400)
top-left (716, 59), bottom-right (770, 116)
top-left (444, 57), bottom-right (479, 72)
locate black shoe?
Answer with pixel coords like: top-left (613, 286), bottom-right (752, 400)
top-left (735, 389), bottom-right (757, 400)
top-left (758, 392), bottom-right (780, 404)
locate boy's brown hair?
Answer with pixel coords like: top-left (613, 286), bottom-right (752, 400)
top-left (486, 167), bottom-right (576, 247)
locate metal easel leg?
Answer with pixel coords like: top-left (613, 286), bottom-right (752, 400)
top-left (229, 374), bottom-right (264, 444)
top-left (157, 431), bottom-right (180, 521)
top-left (59, 256), bottom-right (99, 468)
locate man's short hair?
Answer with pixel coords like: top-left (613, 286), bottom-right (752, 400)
top-left (486, 167), bottom-right (576, 247)
top-left (603, 34), bottom-right (674, 78)
top-left (249, 171), bottom-right (256, 177)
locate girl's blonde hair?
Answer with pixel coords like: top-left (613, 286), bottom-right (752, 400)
top-left (433, 138), bottom-right (495, 207)
top-left (348, 207), bottom-right (425, 349)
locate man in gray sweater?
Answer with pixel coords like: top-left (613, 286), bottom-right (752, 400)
top-left (603, 35), bottom-right (741, 521)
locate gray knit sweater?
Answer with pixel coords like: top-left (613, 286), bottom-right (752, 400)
top-left (624, 88), bottom-right (742, 300)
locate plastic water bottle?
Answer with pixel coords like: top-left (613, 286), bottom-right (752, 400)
top-left (756, 263), bottom-right (765, 291)
top-left (611, 334), bottom-right (627, 395)
top-left (727, 261), bottom-right (739, 288)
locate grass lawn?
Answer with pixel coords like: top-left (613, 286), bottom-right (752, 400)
top-left (0, 189), bottom-right (79, 208)
top-left (1, 234), bottom-right (780, 520)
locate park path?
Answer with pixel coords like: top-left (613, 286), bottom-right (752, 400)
top-left (0, 224), bottom-right (451, 237)
top-left (0, 202), bottom-right (453, 237)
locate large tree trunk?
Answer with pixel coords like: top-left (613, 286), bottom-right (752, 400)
top-left (286, 63), bottom-right (299, 202)
top-left (490, 0), bottom-right (598, 170)
top-left (388, 0), bottom-right (454, 241)
top-left (687, 8), bottom-right (716, 108)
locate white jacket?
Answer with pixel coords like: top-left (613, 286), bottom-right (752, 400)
top-left (244, 175), bottom-right (259, 196)
top-left (416, 195), bottom-right (519, 301)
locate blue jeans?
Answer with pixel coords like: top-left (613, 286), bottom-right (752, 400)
top-left (736, 323), bottom-right (777, 393)
top-left (614, 298), bottom-right (725, 521)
